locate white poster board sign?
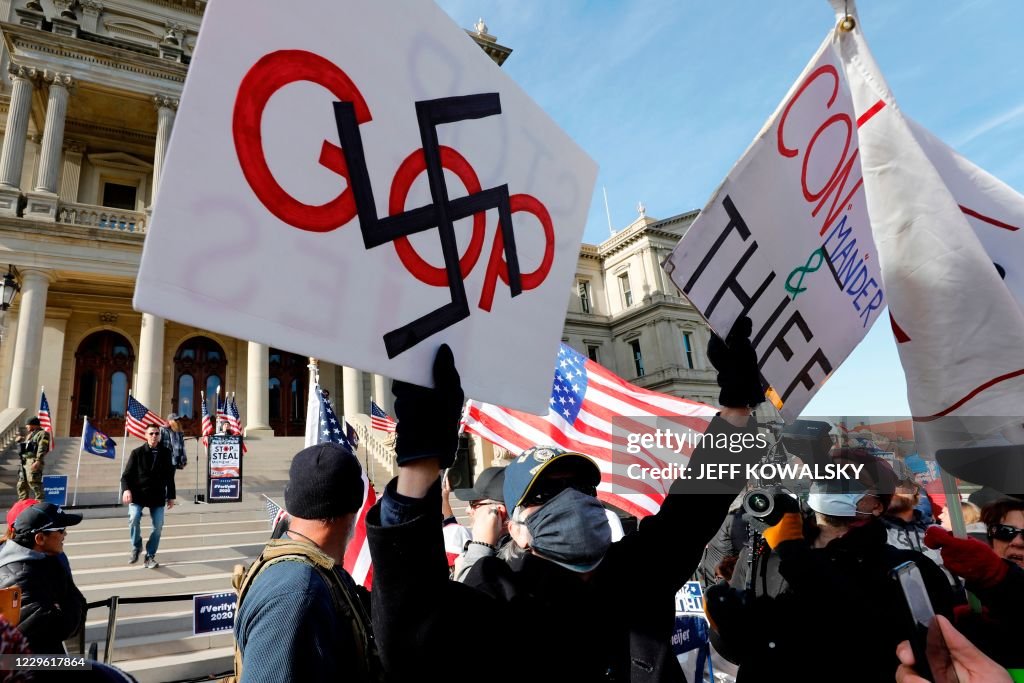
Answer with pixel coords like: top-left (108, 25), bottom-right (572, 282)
top-left (663, 36), bottom-right (884, 421)
top-left (134, 0), bottom-right (597, 413)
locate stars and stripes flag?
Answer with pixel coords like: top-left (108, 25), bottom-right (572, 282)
top-left (263, 495), bottom-right (288, 531)
top-left (125, 395), bottom-right (167, 440)
top-left (38, 391), bottom-right (53, 441)
top-left (226, 394), bottom-right (242, 434)
top-left (306, 384), bottom-right (376, 587)
top-left (200, 395), bottom-right (214, 446)
top-left (216, 393), bottom-right (227, 426)
top-left (370, 401), bottom-right (397, 433)
top-left (463, 344), bottom-right (718, 519)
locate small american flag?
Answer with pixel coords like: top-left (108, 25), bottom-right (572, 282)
top-left (200, 396), bottom-right (214, 446)
top-left (370, 401), bottom-right (397, 433)
top-left (38, 391), bottom-right (53, 441)
top-left (126, 396), bottom-right (167, 440)
top-left (464, 344), bottom-right (717, 519)
top-left (216, 394), bottom-right (227, 425)
top-left (226, 394), bottom-right (242, 435)
top-left (310, 385), bottom-right (375, 587)
top-left (263, 495), bottom-right (287, 531)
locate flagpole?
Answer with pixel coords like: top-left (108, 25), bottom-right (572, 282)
top-left (73, 416), bottom-right (86, 506)
top-left (118, 393), bottom-right (130, 504)
top-left (198, 391), bottom-right (206, 502)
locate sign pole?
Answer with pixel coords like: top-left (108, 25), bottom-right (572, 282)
top-left (117, 394), bottom-right (130, 505)
top-left (73, 416), bottom-right (86, 506)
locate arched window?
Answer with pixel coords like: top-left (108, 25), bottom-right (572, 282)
top-left (178, 374), bottom-right (195, 419)
top-left (268, 378), bottom-right (282, 422)
top-left (71, 331), bottom-right (135, 437)
top-left (268, 350), bottom-right (309, 436)
top-left (109, 371), bottom-right (128, 418)
top-left (206, 375), bottom-right (221, 405)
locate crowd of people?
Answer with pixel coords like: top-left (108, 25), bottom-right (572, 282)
top-left (0, 328), bottom-right (1020, 683)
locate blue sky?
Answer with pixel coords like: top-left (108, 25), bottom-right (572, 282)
top-left (436, 0), bottom-right (1023, 417)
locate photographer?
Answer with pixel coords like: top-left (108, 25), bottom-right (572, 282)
top-left (16, 418), bottom-right (50, 501)
top-left (706, 450), bottom-right (955, 682)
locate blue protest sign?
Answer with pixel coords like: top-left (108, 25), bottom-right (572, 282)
top-left (671, 614), bottom-right (709, 656)
top-left (676, 581), bottom-right (704, 615)
top-left (42, 475), bottom-right (68, 506)
top-left (193, 592), bottom-right (236, 635)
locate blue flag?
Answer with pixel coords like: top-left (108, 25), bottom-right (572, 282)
top-left (83, 419), bottom-right (116, 459)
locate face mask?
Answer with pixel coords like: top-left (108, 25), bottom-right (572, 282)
top-left (807, 492), bottom-right (867, 518)
top-left (525, 488), bottom-right (611, 572)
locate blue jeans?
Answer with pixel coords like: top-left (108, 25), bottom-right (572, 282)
top-left (128, 503), bottom-right (165, 557)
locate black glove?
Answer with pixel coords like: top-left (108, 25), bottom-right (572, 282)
top-left (707, 316), bottom-right (765, 408)
top-left (392, 344), bottom-right (464, 468)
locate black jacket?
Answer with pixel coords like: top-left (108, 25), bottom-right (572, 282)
top-left (707, 518), bottom-right (955, 683)
top-left (366, 416), bottom-right (763, 683)
top-left (121, 443), bottom-right (177, 508)
top-left (955, 562), bottom-right (1024, 669)
top-left (0, 541), bottom-right (85, 654)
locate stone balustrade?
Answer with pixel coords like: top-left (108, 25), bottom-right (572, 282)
top-left (56, 201), bottom-right (147, 233)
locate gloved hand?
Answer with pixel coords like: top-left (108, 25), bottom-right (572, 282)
top-left (392, 344), bottom-right (464, 469)
top-left (763, 512), bottom-right (804, 549)
top-left (707, 316), bottom-right (765, 408)
top-left (924, 526), bottom-right (1008, 588)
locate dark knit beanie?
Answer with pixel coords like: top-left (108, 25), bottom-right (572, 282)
top-left (284, 443), bottom-right (364, 519)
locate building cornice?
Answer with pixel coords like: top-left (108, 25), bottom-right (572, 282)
top-left (2, 22), bottom-right (187, 90)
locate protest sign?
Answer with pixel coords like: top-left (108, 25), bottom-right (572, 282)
top-left (663, 36), bottom-right (884, 421)
top-left (42, 475), bottom-right (68, 506)
top-left (134, 0), bottom-right (597, 413)
top-left (208, 433), bottom-right (242, 503)
top-left (193, 592), bottom-right (236, 636)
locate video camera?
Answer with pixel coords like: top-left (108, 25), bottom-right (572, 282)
top-left (742, 485), bottom-right (800, 528)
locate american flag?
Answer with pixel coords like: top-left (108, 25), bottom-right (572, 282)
top-left (309, 384), bottom-right (375, 587)
top-left (463, 343), bottom-right (718, 519)
top-left (126, 396), bottom-right (167, 440)
top-left (263, 495), bottom-right (288, 531)
top-left (226, 394), bottom-right (242, 434)
top-left (38, 391), bottom-right (53, 441)
top-left (216, 393), bottom-right (227, 425)
top-left (200, 396), bottom-right (214, 446)
top-left (370, 401), bottom-right (397, 433)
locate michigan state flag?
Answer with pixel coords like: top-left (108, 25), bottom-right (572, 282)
top-left (82, 418), bottom-right (116, 459)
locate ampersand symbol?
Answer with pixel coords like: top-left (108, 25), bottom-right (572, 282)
top-left (785, 247), bottom-right (826, 299)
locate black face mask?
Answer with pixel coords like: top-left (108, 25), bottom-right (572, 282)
top-left (525, 488), bottom-right (611, 572)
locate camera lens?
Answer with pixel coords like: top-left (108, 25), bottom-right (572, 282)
top-left (748, 494), bottom-right (770, 513)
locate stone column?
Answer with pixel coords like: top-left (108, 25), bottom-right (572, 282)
top-left (58, 140), bottom-right (85, 203)
top-left (373, 374), bottom-right (394, 415)
top-left (245, 341), bottom-right (274, 439)
top-left (135, 313), bottom-right (165, 415)
top-left (342, 366), bottom-right (363, 420)
top-left (152, 94), bottom-right (178, 198)
top-left (7, 269), bottom-right (53, 411)
top-left (24, 71), bottom-right (73, 221)
top-left (0, 65), bottom-right (37, 216)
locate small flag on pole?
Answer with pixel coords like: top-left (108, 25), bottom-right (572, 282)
top-left (226, 394), bottom-right (242, 434)
top-left (82, 418), bottom-right (116, 459)
top-left (38, 391), bottom-right (53, 440)
top-left (200, 395), bottom-right (214, 446)
top-left (370, 401), bottom-right (397, 433)
top-left (126, 396), bottom-right (167, 440)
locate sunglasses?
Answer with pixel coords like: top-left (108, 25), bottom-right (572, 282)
top-left (468, 500), bottom-right (501, 510)
top-left (41, 528), bottom-right (67, 536)
top-left (989, 524), bottom-right (1024, 542)
top-left (522, 480), bottom-right (597, 507)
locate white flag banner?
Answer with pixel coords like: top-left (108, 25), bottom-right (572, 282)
top-left (831, 0), bottom-right (1024, 419)
top-left (134, 0), bottom-right (597, 414)
top-left (663, 34), bottom-right (885, 421)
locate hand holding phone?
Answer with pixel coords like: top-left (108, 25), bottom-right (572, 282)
top-left (893, 561), bottom-right (959, 683)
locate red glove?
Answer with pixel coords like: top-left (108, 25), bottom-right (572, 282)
top-left (924, 526), bottom-right (1008, 588)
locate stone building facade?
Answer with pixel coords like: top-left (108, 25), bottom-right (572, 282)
top-left (0, 2), bottom-right (768, 462)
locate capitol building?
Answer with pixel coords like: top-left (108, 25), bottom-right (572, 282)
top-left (0, 0), bottom-right (761, 471)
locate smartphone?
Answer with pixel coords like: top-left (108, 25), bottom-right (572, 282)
top-left (892, 561), bottom-right (959, 683)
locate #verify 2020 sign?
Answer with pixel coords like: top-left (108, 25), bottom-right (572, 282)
top-left (664, 36), bottom-right (884, 421)
top-left (135, 0), bottom-right (596, 413)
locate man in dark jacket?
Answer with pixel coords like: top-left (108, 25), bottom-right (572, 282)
top-left (0, 502), bottom-right (85, 654)
top-left (367, 327), bottom-right (766, 682)
top-left (121, 423), bottom-right (176, 568)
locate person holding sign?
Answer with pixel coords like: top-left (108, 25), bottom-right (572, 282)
top-left (367, 331), bottom-right (766, 683)
top-left (121, 424), bottom-right (176, 568)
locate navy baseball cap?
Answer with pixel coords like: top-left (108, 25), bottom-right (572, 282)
top-left (453, 467), bottom-right (506, 504)
top-left (14, 502), bottom-right (82, 535)
top-left (503, 445), bottom-right (601, 512)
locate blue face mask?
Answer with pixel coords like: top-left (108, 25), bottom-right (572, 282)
top-left (525, 488), bottom-right (611, 572)
top-left (807, 492), bottom-right (868, 517)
